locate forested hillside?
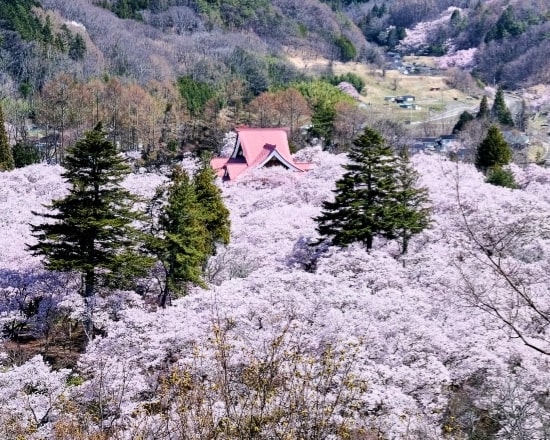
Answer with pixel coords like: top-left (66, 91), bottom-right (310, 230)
top-left (343, 0), bottom-right (550, 87)
top-left (2, 0), bottom-right (549, 98)
top-left (2, 1), bottom-right (550, 439)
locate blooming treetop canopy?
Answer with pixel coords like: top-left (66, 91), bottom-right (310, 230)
top-left (2, 150), bottom-right (550, 438)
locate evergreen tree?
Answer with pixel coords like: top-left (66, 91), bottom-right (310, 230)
top-left (29, 124), bottom-right (152, 336)
top-left (476, 96), bottom-right (490, 119)
top-left (475, 125), bottom-right (512, 172)
top-left (68, 33), bottom-right (86, 60)
top-left (0, 103), bottom-right (15, 171)
top-left (147, 168), bottom-right (209, 307)
top-left (315, 127), bottom-right (397, 250)
top-left (391, 149), bottom-right (431, 254)
top-left (193, 156), bottom-right (231, 260)
top-left (12, 142), bottom-right (40, 168)
top-left (485, 165), bottom-right (517, 189)
top-left (315, 128), bottom-right (430, 251)
top-left (491, 87), bottom-right (514, 126)
top-left (453, 110), bottom-right (474, 134)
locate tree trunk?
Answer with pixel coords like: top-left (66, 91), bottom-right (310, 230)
top-left (159, 285), bottom-right (171, 308)
top-left (83, 270), bottom-right (95, 340)
top-left (401, 236), bottom-right (409, 255)
top-left (366, 234), bottom-right (373, 251)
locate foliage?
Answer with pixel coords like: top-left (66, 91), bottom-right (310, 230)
top-left (477, 95), bottom-right (490, 119)
top-left (325, 72), bottom-right (365, 93)
top-left (0, 103), bottom-right (14, 171)
top-left (485, 165), bottom-right (518, 189)
top-left (28, 124), bottom-right (153, 333)
top-left (177, 76), bottom-right (215, 117)
top-left (392, 149), bottom-right (431, 254)
top-left (315, 126), bottom-right (429, 251)
top-left (227, 47), bottom-right (269, 97)
top-left (12, 142), bottom-right (40, 168)
top-left (0, 0), bottom-right (43, 41)
top-left (245, 88), bottom-right (311, 141)
top-left (453, 110), bottom-right (474, 134)
top-left (68, 33), bottom-right (86, 61)
top-left (333, 35), bottom-right (357, 61)
top-left (196, 0), bottom-right (272, 29)
top-left (491, 87), bottom-right (514, 126)
top-left (475, 125), bottom-right (512, 172)
top-left (485, 5), bottom-right (527, 43)
top-left (310, 101), bottom-right (337, 147)
top-left (193, 157), bottom-right (231, 256)
top-left (294, 80), bottom-right (353, 147)
top-left (95, 0), bottom-right (148, 20)
top-left (147, 167), bottom-right (209, 307)
top-left (146, 161), bottom-right (230, 307)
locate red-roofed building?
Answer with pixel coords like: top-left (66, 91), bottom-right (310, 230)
top-left (211, 127), bottom-right (312, 180)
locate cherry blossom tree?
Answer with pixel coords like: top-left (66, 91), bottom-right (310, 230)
top-left (2, 139), bottom-right (550, 438)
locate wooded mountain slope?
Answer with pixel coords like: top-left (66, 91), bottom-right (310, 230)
top-left (2, 0), bottom-right (549, 95)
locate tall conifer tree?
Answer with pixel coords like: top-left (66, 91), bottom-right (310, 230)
top-left (476, 95), bottom-right (490, 120)
top-left (475, 124), bottom-right (512, 172)
top-left (491, 87), bottom-right (514, 126)
top-left (147, 168), bottom-right (209, 307)
top-left (0, 103), bottom-right (14, 171)
top-left (392, 149), bottom-right (431, 254)
top-left (315, 127), bottom-right (430, 251)
top-left (193, 156), bottom-right (231, 260)
top-left (315, 127), bottom-right (396, 250)
top-left (29, 124), bottom-right (152, 335)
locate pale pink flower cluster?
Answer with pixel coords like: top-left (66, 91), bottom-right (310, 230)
top-left (1, 148), bottom-right (550, 438)
top-left (437, 47), bottom-right (478, 69)
top-left (397, 7), bottom-right (461, 53)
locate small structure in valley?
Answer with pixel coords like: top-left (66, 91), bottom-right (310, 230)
top-left (211, 127), bottom-right (312, 180)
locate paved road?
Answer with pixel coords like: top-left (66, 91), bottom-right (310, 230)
top-left (409, 103), bottom-right (479, 125)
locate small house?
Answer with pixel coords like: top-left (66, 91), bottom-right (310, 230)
top-left (413, 137), bottom-right (439, 151)
top-left (438, 134), bottom-right (456, 151)
top-left (400, 103), bottom-right (420, 110)
top-left (396, 95), bottom-right (415, 103)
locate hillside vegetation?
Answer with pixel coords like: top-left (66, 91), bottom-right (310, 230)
top-left (2, 2), bottom-right (550, 438)
top-left (344, 0), bottom-right (550, 87)
top-left (2, 150), bottom-right (550, 438)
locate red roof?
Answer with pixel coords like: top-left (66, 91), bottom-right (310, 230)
top-left (210, 127), bottom-right (312, 180)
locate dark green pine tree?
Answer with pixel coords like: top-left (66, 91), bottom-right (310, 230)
top-left (475, 124), bottom-right (512, 172)
top-left (147, 168), bottom-right (209, 307)
top-left (315, 126), bottom-right (399, 251)
top-left (0, 103), bottom-right (15, 171)
top-left (485, 165), bottom-right (517, 189)
top-left (29, 124), bottom-right (153, 335)
top-left (193, 156), bottom-right (231, 260)
top-left (391, 149), bottom-right (431, 254)
top-left (453, 110), bottom-right (474, 134)
top-left (491, 87), bottom-right (514, 126)
top-left (476, 95), bottom-right (490, 119)
top-left (68, 33), bottom-right (86, 61)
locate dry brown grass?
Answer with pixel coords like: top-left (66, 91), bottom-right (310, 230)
top-left (286, 55), bottom-right (476, 126)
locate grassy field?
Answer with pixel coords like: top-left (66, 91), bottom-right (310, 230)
top-left (286, 54), bottom-right (550, 161)
top-left (286, 56), bottom-right (479, 130)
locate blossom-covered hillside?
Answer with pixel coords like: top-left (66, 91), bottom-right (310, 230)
top-left (1, 150), bottom-right (550, 438)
